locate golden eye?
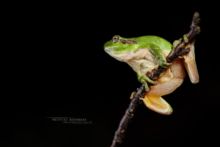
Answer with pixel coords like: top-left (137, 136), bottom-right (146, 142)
top-left (112, 35), bottom-right (120, 43)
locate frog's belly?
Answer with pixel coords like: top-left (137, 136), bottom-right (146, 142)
top-left (128, 59), bottom-right (157, 75)
top-left (124, 48), bottom-right (159, 75)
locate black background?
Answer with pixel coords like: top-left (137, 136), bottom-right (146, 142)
top-left (5, 1), bottom-right (220, 147)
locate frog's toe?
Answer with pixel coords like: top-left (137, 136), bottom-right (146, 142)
top-left (147, 78), bottom-right (156, 85)
top-left (161, 62), bottom-right (171, 68)
top-left (173, 39), bottom-right (182, 48)
top-left (138, 75), bottom-right (147, 83)
top-left (183, 34), bottom-right (189, 43)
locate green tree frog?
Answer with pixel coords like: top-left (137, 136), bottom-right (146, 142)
top-left (104, 35), bottom-right (199, 115)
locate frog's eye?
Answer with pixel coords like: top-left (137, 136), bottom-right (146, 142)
top-left (112, 35), bottom-right (120, 43)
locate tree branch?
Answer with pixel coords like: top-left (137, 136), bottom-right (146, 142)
top-left (110, 12), bottom-right (200, 147)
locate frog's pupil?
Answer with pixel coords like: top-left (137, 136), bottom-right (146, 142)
top-left (112, 35), bottom-right (119, 43)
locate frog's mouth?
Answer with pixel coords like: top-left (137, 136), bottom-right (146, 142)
top-left (104, 47), bottom-right (117, 55)
top-left (105, 48), bottom-right (135, 62)
top-left (104, 47), bottom-right (122, 61)
top-left (104, 47), bottom-right (112, 53)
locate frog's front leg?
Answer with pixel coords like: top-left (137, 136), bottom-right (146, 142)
top-left (137, 73), bottom-right (155, 91)
top-left (142, 60), bottom-right (185, 115)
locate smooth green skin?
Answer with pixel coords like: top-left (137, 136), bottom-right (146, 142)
top-left (104, 35), bottom-right (173, 90)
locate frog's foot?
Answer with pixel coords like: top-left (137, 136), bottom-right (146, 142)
top-left (160, 61), bottom-right (171, 68)
top-left (138, 75), bottom-right (156, 91)
top-left (173, 34), bottom-right (189, 48)
top-left (183, 34), bottom-right (189, 43)
top-left (138, 74), bottom-right (155, 84)
top-left (142, 94), bottom-right (173, 115)
top-left (172, 38), bottom-right (182, 48)
top-left (129, 91), bottom-right (136, 100)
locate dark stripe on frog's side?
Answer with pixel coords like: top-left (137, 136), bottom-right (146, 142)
top-left (112, 35), bottom-right (137, 44)
top-left (120, 38), bottom-right (137, 44)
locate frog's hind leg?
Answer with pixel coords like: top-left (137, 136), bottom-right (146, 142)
top-left (142, 60), bottom-right (185, 115)
top-left (183, 41), bottom-right (199, 84)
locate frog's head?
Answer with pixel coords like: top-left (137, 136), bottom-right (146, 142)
top-left (104, 35), bottom-right (138, 61)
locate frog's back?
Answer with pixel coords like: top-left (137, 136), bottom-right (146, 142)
top-left (134, 35), bottom-right (172, 51)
